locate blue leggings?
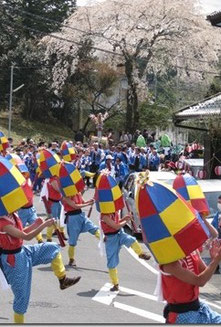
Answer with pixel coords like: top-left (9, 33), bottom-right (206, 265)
top-left (67, 212), bottom-right (98, 246)
top-left (175, 302), bottom-right (221, 324)
top-left (17, 206), bottom-right (37, 227)
top-left (1, 243), bottom-right (60, 314)
top-left (105, 229), bottom-right (136, 269)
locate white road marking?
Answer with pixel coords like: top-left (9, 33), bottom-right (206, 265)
top-left (119, 285), bottom-right (165, 303)
top-left (92, 283), bottom-right (118, 305)
top-left (200, 298), bottom-right (221, 311)
top-left (92, 282), bottom-right (165, 322)
top-left (114, 301), bottom-right (165, 323)
top-left (93, 245), bottom-right (221, 320)
top-left (125, 247), bottom-right (221, 311)
top-left (125, 246), bottom-right (158, 275)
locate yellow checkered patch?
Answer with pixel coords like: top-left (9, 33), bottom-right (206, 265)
top-left (160, 199), bottom-right (195, 235)
top-left (99, 202), bottom-right (116, 214)
top-left (149, 236), bottom-right (185, 264)
top-left (1, 136), bottom-right (8, 143)
top-left (49, 164), bottom-right (59, 177)
top-left (187, 185), bottom-right (204, 200)
top-left (2, 187), bottom-right (28, 214)
top-left (63, 154), bottom-right (71, 162)
top-left (10, 165), bottom-right (26, 185)
top-left (63, 185), bottom-right (78, 197)
top-left (70, 169), bottom-right (81, 183)
top-left (112, 185), bottom-right (122, 201)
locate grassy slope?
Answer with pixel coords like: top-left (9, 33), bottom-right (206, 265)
top-left (0, 111), bottom-right (75, 145)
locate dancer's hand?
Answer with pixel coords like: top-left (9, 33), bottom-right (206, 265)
top-left (210, 239), bottom-right (221, 260)
top-left (124, 214), bottom-right (132, 222)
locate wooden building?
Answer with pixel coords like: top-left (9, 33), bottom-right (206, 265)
top-left (173, 93), bottom-right (221, 178)
top-left (207, 11), bottom-right (221, 27)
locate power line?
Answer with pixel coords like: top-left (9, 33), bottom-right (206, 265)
top-left (3, 3), bottom-right (134, 50)
top-left (0, 7), bottom-right (219, 75)
top-left (0, 13), bottom-right (124, 58)
top-left (3, 2), bottom-right (218, 66)
top-left (7, 22), bottom-right (220, 75)
top-left (23, 26), bottom-right (124, 57)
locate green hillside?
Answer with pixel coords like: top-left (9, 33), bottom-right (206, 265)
top-left (0, 111), bottom-right (75, 145)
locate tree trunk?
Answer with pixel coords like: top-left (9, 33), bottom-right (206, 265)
top-left (125, 58), bottom-right (139, 133)
top-left (82, 116), bottom-right (90, 133)
top-left (23, 94), bottom-right (31, 119)
top-left (204, 134), bottom-right (221, 179)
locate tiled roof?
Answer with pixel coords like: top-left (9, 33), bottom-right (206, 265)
top-left (174, 93), bottom-right (221, 121)
top-left (207, 11), bottom-right (221, 27)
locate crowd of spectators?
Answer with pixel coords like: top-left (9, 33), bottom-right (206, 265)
top-left (6, 129), bottom-right (203, 193)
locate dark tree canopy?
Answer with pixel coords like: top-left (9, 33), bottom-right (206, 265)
top-left (1, 0), bottom-right (76, 40)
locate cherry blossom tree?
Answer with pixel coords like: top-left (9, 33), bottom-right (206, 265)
top-left (45, 0), bottom-right (221, 132)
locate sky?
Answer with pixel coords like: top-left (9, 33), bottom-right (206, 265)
top-left (199, 0), bottom-right (221, 14)
top-left (77, 0), bottom-right (221, 14)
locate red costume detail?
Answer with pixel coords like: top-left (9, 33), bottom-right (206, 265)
top-left (161, 252), bottom-right (199, 304)
top-left (167, 312), bottom-right (178, 324)
top-left (63, 193), bottom-right (83, 212)
top-left (100, 212), bottom-right (119, 234)
top-left (47, 177), bottom-right (62, 201)
top-left (0, 214), bottom-right (23, 267)
top-left (161, 252), bottom-right (200, 323)
top-left (22, 179), bottom-right (33, 207)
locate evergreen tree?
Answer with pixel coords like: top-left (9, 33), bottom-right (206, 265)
top-left (1, 0), bottom-right (76, 39)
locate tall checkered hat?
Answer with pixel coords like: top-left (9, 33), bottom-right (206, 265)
top-left (0, 131), bottom-right (9, 153)
top-left (58, 161), bottom-right (85, 196)
top-left (95, 170), bottom-right (124, 214)
top-left (135, 171), bottom-right (208, 264)
top-left (39, 149), bottom-right (61, 178)
top-left (60, 141), bottom-right (76, 162)
top-left (6, 153), bottom-right (29, 174)
top-left (173, 173), bottom-right (209, 216)
top-left (0, 155), bottom-right (31, 215)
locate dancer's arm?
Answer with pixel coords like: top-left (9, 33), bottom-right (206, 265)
top-left (3, 218), bottom-right (55, 241)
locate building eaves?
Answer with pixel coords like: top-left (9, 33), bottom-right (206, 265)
top-left (207, 11), bottom-right (221, 27)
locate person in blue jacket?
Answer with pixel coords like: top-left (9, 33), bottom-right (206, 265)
top-left (211, 195), bottom-right (221, 238)
top-left (211, 195), bottom-right (221, 273)
top-left (114, 156), bottom-right (129, 189)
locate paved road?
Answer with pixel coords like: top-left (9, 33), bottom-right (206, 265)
top-left (1, 189), bottom-right (221, 324)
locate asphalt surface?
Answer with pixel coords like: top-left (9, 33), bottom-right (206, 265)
top-left (1, 188), bottom-right (221, 325)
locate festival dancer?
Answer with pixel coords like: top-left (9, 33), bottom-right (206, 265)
top-left (0, 156), bottom-right (81, 324)
top-left (95, 170), bottom-right (151, 292)
top-left (161, 240), bottom-right (221, 323)
top-left (6, 153), bottom-right (44, 244)
top-left (135, 170), bottom-right (221, 323)
top-left (62, 192), bottom-right (100, 267)
top-left (17, 176), bottom-right (44, 244)
top-left (45, 176), bottom-right (67, 242)
top-left (37, 148), bottom-right (67, 241)
top-left (58, 160), bottom-right (100, 267)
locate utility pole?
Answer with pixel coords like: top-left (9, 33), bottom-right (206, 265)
top-left (8, 65), bottom-right (14, 138)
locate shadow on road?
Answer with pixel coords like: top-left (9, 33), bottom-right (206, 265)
top-left (0, 317), bottom-right (9, 321)
top-left (37, 266), bottom-right (53, 272)
top-left (69, 266), bottom-right (108, 274)
top-left (77, 289), bottom-right (98, 297)
top-left (37, 265), bottom-right (108, 275)
top-left (118, 293), bottom-right (135, 298)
